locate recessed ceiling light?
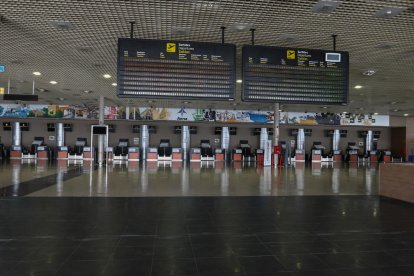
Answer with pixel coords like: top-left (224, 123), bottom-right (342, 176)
top-left (363, 69), bottom-right (376, 76)
top-left (83, 90), bottom-right (92, 94)
top-left (57, 97), bottom-right (65, 101)
top-left (393, 109), bottom-right (399, 112)
top-left (354, 85), bottom-right (363, 89)
top-left (404, 113), bottom-right (409, 116)
top-left (390, 101), bottom-right (398, 105)
top-left (374, 112), bottom-right (379, 115)
top-left (322, 106), bottom-right (328, 109)
top-left (374, 7), bottom-right (405, 18)
top-left (342, 111), bottom-right (347, 114)
top-left (33, 72), bottom-right (41, 76)
top-left (232, 103), bottom-right (237, 106)
top-left (183, 101), bottom-right (190, 104)
top-left (312, 0), bottom-right (339, 13)
top-left (229, 22), bottom-right (254, 32)
top-left (236, 79), bottom-right (242, 83)
top-left (103, 74), bottom-right (111, 79)
top-left (49, 80), bottom-right (57, 84)
top-left (111, 83), bottom-right (117, 86)
top-left (278, 109), bottom-right (282, 112)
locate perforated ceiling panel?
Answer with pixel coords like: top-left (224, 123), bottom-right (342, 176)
top-left (0, 0), bottom-right (414, 115)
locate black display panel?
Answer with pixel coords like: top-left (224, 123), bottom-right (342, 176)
top-left (242, 45), bottom-right (349, 104)
top-left (93, 126), bottom-right (107, 135)
top-left (117, 38), bottom-right (236, 100)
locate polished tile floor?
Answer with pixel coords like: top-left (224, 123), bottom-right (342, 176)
top-left (0, 160), bottom-right (378, 197)
top-left (1, 160), bottom-right (413, 276)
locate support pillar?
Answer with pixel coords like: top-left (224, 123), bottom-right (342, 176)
top-left (98, 96), bottom-right (105, 165)
top-left (55, 123), bottom-right (65, 147)
top-left (221, 126), bottom-right (230, 160)
top-left (181, 126), bottom-right (190, 160)
top-left (273, 103), bottom-right (280, 166)
top-left (12, 122), bottom-right (21, 146)
top-left (140, 125), bottom-right (149, 160)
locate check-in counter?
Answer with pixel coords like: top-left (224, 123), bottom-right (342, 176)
top-left (295, 149), bottom-right (305, 162)
top-left (83, 147), bottom-right (93, 160)
top-left (232, 149), bottom-right (242, 161)
top-left (57, 146), bottom-right (69, 160)
top-left (10, 145), bottom-right (22, 159)
top-left (370, 150), bottom-right (378, 163)
top-left (147, 147), bottom-right (157, 161)
top-left (383, 151), bottom-right (391, 162)
top-left (128, 147), bottom-right (140, 161)
top-left (214, 149), bottom-right (225, 161)
top-left (333, 150), bottom-right (342, 162)
top-left (380, 163), bottom-right (414, 203)
top-left (311, 149), bottom-right (322, 162)
top-left (37, 146), bottom-right (49, 160)
top-left (190, 148), bottom-right (201, 162)
top-left (256, 149), bottom-right (264, 165)
top-left (349, 150), bottom-right (358, 162)
top-left (172, 148), bottom-right (183, 161)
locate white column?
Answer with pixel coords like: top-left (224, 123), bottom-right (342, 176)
top-left (181, 126), bottom-right (190, 160)
top-left (273, 103), bottom-right (280, 146)
top-left (12, 122), bottom-right (21, 146)
top-left (98, 96), bottom-right (105, 165)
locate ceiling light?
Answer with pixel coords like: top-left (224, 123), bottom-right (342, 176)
top-left (354, 85), bottom-right (363, 89)
top-left (58, 97), bottom-right (65, 101)
top-left (230, 23), bottom-right (254, 32)
top-left (390, 101), bottom-right (397, 105)
top-left (49, 81), bottom-right (57, 84)
top-left (312, 0), bottom-right (340, 14)
top-left (374, 7), bottom-right (405, 18)
top-left (322, 106), bottom-right (328, 109)
top-left (374, 112), bottom-right (379, 115)
top-left (83, 90), bottom-right (92, 94)
top-left (32, 72), bottom-right (41, 76)
top-left (393, 109), bottom-right (399, 112)
top-left (363, 69), bottom-right (376, 76)
top-left (103, 74), bottom-right (111, 79)
top-left (236, 79), bottom-right (242, 83)
top-left (111, 83), bottom-right (117, 86)
top-left (232, 103), bottom-right (237, 106)
top-left (278, 109), bottom-right (282, 112)
top-left (183, 101), bottom-right (190, 104)
top-left (404, 113), bottom-right (409, 116)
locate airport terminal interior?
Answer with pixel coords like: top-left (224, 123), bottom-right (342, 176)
top-left (1, 0), bottom-right (414, 275)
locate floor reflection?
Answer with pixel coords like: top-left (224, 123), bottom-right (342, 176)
top-left (0, 160), bottom-right (380, 197)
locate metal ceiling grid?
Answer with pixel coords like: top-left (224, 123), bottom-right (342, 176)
top-left (0, 0), bottom-right (414, 115)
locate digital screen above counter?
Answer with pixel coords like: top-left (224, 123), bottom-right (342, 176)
top-left (117, 38), bottom-right (236, 100)
top-left (242, 45), bottom-right (349, 104)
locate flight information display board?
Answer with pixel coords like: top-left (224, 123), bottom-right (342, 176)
top-left (242, 45), bottom-right (349, 104)
top-left (117, 38), bottom-right (236, 100)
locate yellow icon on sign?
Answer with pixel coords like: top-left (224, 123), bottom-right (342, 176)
top-left (287, 50), bottom-right (295, 59)
top-left (166, 43), bottom-right (176, 53)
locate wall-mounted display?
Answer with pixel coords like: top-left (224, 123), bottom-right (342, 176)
top-left (242, 45), bottom-right (348, 104)
top-left (117, 38), bottom-right (236, 100)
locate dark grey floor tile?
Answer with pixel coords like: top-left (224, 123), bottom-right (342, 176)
top-left (69, 246), bottom-right (115, 261)
top-left (151, 259), bottom-right (197, 276)
top-left (112, 246), bottom-right (154, 260)
top-left (196, 257), bottom-right (243, 276)
top-left (276, 253), bottom-right (329, 271)
top-left (56, 260), bottom-right (107, 276)
top-left (239, 256), bottom-right (287, 274)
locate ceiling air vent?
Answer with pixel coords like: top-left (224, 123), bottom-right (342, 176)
top-left (363, 69), bottom-right (376, 76)
top-left (49, 20), bottom-right (73, 30)
top-left (312, 0), bottom-right (339, 13)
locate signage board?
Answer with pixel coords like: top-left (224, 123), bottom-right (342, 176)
top-left (117, 38), bottom-right (236, 100)
top-left (242, 45), bottom-right (349, 104)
